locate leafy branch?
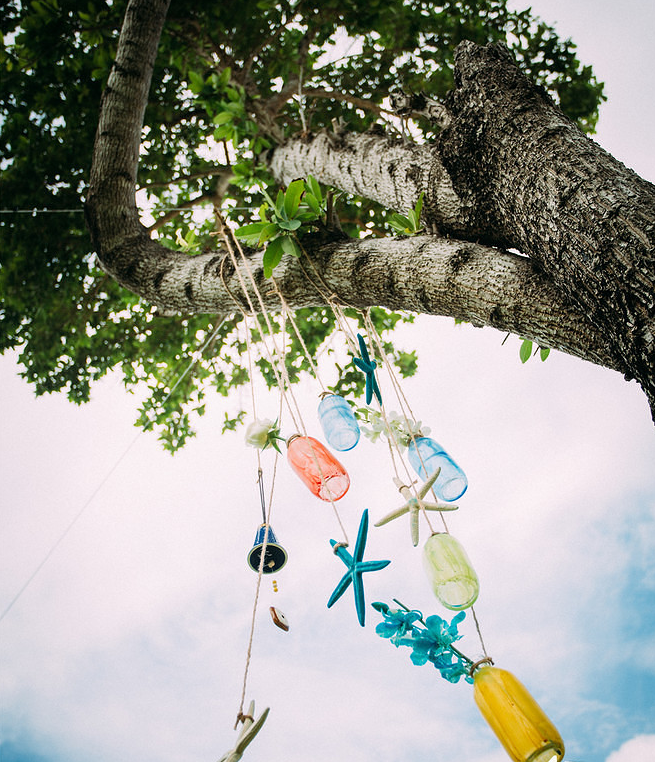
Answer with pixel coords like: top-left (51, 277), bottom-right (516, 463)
top-left (234, 176), bottom-right (326, 277)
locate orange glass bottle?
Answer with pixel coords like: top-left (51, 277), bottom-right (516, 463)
top-left (286, 435), bottom-right (350, 501)
top-left (473, 665), bottom-right (565, 762)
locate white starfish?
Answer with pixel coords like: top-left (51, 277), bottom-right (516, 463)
top-left (374, 468), bottom-right (459, 546)
top-left (217, 700), bottom-right (270, 762)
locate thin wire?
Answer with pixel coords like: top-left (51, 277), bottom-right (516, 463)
top-left (0, 317), bottom-right (228, 625)
top-left (0, 206), bottom-right (263, 215)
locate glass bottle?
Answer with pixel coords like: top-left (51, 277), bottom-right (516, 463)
top-left (423, 532), bottom-right (479, 610)
top-left (407, 436), bottom-right (468, 501)
top-left (318, 394), bottom-right (360, 451)
top-left (286, 435), bottom-right (350, 501)
top-left (473, 665), bottom-right (565, 762)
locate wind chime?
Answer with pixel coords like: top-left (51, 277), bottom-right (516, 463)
top-left (216, 213), bottom-right (565, 762)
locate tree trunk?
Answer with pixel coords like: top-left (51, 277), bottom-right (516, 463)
top-left (85, 0), bottom-right (655, 420)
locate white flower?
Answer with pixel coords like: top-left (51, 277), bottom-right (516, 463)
top-left (245, 418), bottom-right (276, 449)
top-left (356, 407), bottom-right (429, 449)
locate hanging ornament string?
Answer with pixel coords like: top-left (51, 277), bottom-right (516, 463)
top-left (362, 310), bottom-right (490, 659)
top-left (361, 309), bottom-right (448, 534)
top-left (0, 316), bottom-right (228, 625)
top-left (234, 469), bottom-right (277, 728)
top-left (216, 213), bottom-right (350, 547)
top-left (231, 288), bottom-right (287, 727)
top-left (269, 279), bottom-right (327, 394)
top-left (328, 300), bottom-right (440, 537)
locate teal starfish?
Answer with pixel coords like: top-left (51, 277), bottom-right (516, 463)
top-left (353, 333), bottom-right (382, 405)
top-left (328, 509), bottom-right (390, 626)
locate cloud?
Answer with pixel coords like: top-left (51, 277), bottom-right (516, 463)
top-left (606, 735), bottom-right (655, 762)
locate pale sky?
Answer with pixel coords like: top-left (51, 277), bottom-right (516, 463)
top-left (1, 1), bottom-right (655, 761)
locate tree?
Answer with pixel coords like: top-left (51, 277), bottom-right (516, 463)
top-left (3, 0), bottom-right (653, 441)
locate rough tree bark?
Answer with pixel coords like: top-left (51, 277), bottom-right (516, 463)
top-left (85, 0), bottom-right (655, 420)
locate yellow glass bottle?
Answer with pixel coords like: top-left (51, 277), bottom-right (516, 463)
top-left (473, 665), bottom-right (565, 762)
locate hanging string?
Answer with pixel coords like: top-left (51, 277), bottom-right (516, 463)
top-left (329, 301), bottom-right (438, 535)
top-left (235, 474), bottom-right (274, 727)
top-left (361, 309), bottom-right (447, 534)
top-left (270, 278), bottom-right (327, 393)
top-left (215, 214), bottom-right (303, 434)
top-left (0, 316), bottom-right (228, 625)
top-left (361, 312), bottom-right (490, 659)
top-left (215, 213), bottom-right (350, 546)
top-left (231, 252), bottom-right (286, 725)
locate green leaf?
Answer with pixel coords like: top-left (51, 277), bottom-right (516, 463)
top-left (295, 211), bottom-right (319, 222)
top-left (275, 189), bottom-right (285, 217)
top-left (280, 235), bottom-right (302, 257)
top-left (234, 222), bottom-right (269, 244)
top-left (277, 218), bottom-right (301, 231)
top-left (257, 222), bottom-right (281, 243)
top-left (414, 192), bottom-right (424, 222)
top-left (284, 178), bottom-right (305, 218)
top-left (212, 111), bottom-right (233, 125)
top-left (188, 69), bottom-right (204, 94)
top-left (519, 339), bottom-right (533, 364)
top-left (540, 346), bottom-right (551, 361)
top-left (306, 175), bottom-right (322, 204)
top-left (304, 192), bottom-right (321, 215)
top-left (389, 213), bottom-right (411, 234)
top-left (263, 237), bottom-right (285, 278)
top-left (218, 66), bottom-right (231, 88)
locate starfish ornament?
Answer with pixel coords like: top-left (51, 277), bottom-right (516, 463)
top-left (374, 469), bottom-right (459, 547)
top-left (353, 333), bottom-right (382, 405)
top-left (328, 509), bottom-right (390, 626)
top-left (217, 700), bottom-right (270, 762)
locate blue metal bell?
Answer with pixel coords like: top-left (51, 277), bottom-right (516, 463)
top-left (247, 523), bottom-right (288, 574)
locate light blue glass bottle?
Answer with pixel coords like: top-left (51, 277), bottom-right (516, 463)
top-left (318, 394), bottom-right (360, 451)
top-left (407, 436), bottom-right (468, 502)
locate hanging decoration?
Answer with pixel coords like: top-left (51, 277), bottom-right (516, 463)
top-left (244, 418), bottom-right (285, 452)
top-left (269, 607), bottom-right (290, 631)
top-left (286, 434), bottom-right (350, 500)
top-left (247, 523), bottom-right (288, 575)
top-left (372, 600), bottom-right (473, 683)
top-left (423, 531), bottom-right (480, 611)
top-left (210, 196), bottom-right (565, 762)
top-left (353, 332), bottom-right (382, 405)
top-left (473, 665), bottom-right (565, 762)
top-left (374, 469), bottom-right (459, 547)
top-left (317, 392), bottom-right (361, 451)
top-left (407, 435), bottom-right (468, 501)
top-left (327, 510), bottom-right (390, 626)
top-left (218, 700), bottom-right (270, 762)
top-left (372, 602), bottom-right (565, 762)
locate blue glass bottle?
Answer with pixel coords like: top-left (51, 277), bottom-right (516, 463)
top-left (407, 436), bottom-right (468, 502)
top-left (317, 394), bottom-right (360, 451)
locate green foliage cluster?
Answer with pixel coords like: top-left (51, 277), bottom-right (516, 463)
top-left (235, 177), bottom-right (325, 277)
top-left (388, 194), bottom-right (424, 236)
top-left (1, 0), bottom-right (604, 449)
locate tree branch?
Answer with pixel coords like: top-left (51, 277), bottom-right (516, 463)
top-left (85, 0), bottom-right (649, 415)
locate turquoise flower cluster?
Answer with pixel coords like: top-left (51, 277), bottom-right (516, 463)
top-left (372, 602), bottom-right (474, 684)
